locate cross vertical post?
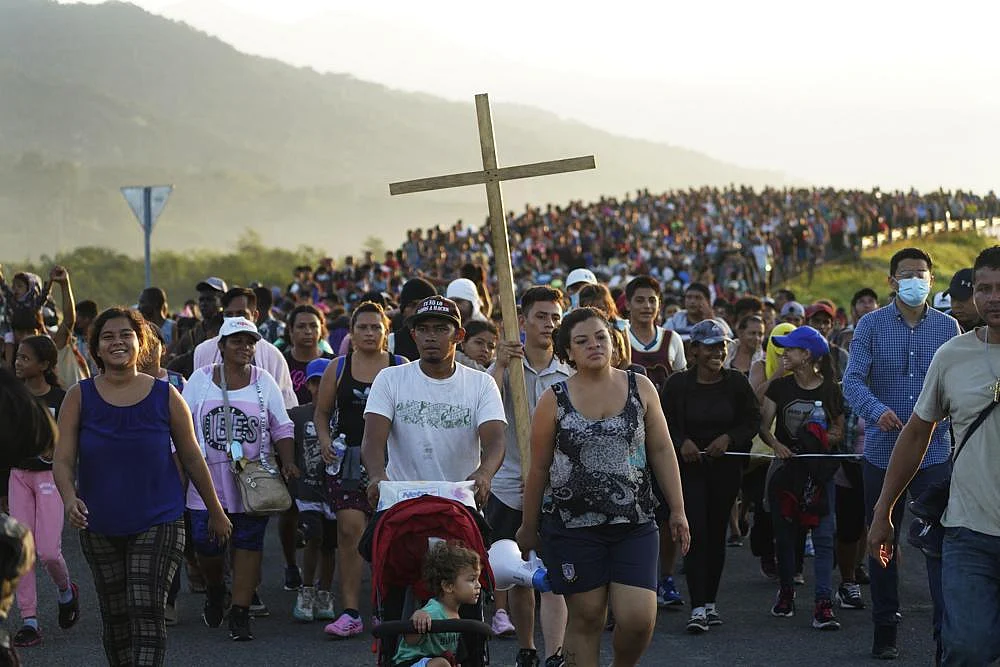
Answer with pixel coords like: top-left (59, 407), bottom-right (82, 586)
top-left (474, 94), bottom-right (533, 480)
top-left (389, 93), bottom-right (596, 480)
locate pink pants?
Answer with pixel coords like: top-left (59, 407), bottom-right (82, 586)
top-left (9, 468), bottom-right (71, 618)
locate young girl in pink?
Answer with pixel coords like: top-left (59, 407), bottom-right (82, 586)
top-left (9, 335), bottom-right (80, 646)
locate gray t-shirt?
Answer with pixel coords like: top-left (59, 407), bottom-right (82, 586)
top-left (914, 330), bottom-right (1000, 537)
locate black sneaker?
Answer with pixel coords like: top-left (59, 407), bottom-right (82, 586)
top-left (871, 624), bottom-right (899, 659)
top-left (249, 591), bottom-right (269, 618)
top-left (770, 586), bottom-right (795, 617)
top-left (705, 607), bottom-right (722, 626)
top-left (283, 565), bottom-right (303, 591)
top-left (203, 586), bottom-right (226, 628)
top-left (229, 605), bottom-right (254, 641)
top-left (544, 647), bottom-right (565, 667)
top-left (515, 648), bottom-right (539, 667)
top-left (57, 582), bottom-right (80, 629)
top-left (686, 609), bottom-right (709, 634)
top-left (836, 583), bottom-right (865, 610)
top-left (12, 625), bottom-right (41, 647)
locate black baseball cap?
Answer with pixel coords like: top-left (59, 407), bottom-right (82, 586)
top-left (407, 296), bottom-right (462, 329)
top-left (944, 268), bottom-right (973, 301)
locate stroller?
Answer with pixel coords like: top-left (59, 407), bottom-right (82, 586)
top-left (362, 492), bottom-right (495, 667)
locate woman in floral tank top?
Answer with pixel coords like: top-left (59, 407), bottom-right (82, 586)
top-left (516, 307), bottom-right (690, 667)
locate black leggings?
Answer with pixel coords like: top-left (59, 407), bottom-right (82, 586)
top-left (681, 458), bottom-right (743, 607)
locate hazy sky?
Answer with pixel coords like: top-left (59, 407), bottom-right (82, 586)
top-left (66, 0), bottom-right (1000, 192)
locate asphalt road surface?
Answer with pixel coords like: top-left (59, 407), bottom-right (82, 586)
top-left (14, 519), bottom-right (937, 666)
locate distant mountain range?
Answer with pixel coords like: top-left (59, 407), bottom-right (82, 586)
top-left (0, 0), bottom-right (784, 258)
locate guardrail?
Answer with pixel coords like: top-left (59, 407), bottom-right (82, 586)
top-left (861, 216), bottom-right (1000, 250)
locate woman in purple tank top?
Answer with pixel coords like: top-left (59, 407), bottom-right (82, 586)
top-left (53, 308), bottom-right (231, 667)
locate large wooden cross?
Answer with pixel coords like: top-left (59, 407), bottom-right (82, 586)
top-left (390, 93), bottom-right (596, 480)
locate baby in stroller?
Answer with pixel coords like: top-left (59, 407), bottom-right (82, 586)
top-left (394, 541), bottom-right (482, 667)
top-left (364, 489), bottom-right (495, 667)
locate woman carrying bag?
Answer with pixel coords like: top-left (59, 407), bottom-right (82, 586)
top-left (182, 317), bottom-right (297, 642)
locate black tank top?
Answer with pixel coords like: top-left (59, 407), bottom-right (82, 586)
top-left (335, 352), bottom-right (400, 447)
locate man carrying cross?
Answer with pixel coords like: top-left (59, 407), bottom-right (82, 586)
top-left (389, 93), bottom-right (595, 667)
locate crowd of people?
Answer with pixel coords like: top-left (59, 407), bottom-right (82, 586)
top-left (0, 189), bottom-right (998, 666)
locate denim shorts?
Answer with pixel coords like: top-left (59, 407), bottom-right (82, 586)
top-left (189, 510), bottom-right (269, 555)
top-left (539, 517), bottom-right (659, 595)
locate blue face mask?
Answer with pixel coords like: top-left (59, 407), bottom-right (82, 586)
top-left (569, 292), bottom-right (580, 311)
top-left (896, 277), bottom-right (930, 307)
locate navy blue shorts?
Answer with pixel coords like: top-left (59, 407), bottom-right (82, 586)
top-left (189, 510), bottom-right (269, 555)
top-left (539, 518), bottom-right (659, 595)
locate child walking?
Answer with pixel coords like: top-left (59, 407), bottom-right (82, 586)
top-left (288, 358), bottom-right (338, 623)
top-left (393, 541), bottom-right (482, 667)
top-left (8, 334), bottom-right (80, 646)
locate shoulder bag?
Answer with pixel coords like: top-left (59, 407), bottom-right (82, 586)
top-left (220, 365), bottom-right (292, 516)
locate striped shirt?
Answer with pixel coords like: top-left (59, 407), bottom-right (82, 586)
top-left (842, 301), bottom-right (960, 469)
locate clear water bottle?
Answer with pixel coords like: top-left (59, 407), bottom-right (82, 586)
top-left (325, 434), bottom-right (347, 476)
top-left (806, 400), bottom-right (827, 430)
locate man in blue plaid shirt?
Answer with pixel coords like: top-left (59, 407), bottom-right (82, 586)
top-left (843, 247), bottom-right (961, 661)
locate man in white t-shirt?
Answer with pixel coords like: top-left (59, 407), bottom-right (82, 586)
top-left (362, 296), bottom-right (507, 510)
top-left (869, 248), bottom-right (1000, 666)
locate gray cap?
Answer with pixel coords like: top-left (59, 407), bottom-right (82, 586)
top-left (780, 301), bottom-right (805, 318)
top-left (196, 276), bottom-right (228, 293)
top-left (689, 318), bottom-right (734, 345)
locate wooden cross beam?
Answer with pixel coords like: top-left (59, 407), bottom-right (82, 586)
top-left (389, 93), bottom-right (596, 481)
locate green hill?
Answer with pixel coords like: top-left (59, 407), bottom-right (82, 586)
top-left (0, 0), bottom-right (783, 259)
top-left (782, 231), bottom-right (997, 309)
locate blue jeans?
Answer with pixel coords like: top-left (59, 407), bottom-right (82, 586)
top-left (773, 481), bottom-right (835, 601)
top-left (863, 461), bottom-right (949, 633)
top-left (940, 527), bottom-right (1000, 666)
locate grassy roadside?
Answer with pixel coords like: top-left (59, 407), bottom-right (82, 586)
top-left (779, 231), bottom-right (998, 309)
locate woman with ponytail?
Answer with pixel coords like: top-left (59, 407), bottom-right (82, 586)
top-left (8, 334), bottom-right (79, 647)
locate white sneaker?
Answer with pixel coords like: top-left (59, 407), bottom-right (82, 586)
top-left (293, 586), bottom-right (315, 622)
top-left (315, 590), bottom-right (336, 621)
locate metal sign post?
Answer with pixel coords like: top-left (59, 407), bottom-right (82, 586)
top-left (121, 185), bottom-right (173, 288)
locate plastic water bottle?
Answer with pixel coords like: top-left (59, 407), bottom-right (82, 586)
top-left (806, 401), bottom-right (827, 430)
top-left (325, 434), bottom-right (347, 476)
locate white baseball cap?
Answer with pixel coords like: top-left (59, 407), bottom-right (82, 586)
top-left (446, 278), bottom-right (480, 304)
top-left (219, 317), bottom-right (262, 341)
top-left (566, 268), bottom-right (598, 289)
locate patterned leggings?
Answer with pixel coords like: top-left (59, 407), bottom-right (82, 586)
top-left (80, 520), bottom-right (185, 667)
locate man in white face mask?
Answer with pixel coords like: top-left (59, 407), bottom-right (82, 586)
top-left (842, 248), bottom-right (961, 661)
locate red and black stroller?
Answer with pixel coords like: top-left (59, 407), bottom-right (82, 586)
top-left (361, 494), bottom-right (495, 667)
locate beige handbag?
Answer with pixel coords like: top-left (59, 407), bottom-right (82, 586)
top-left (220, 366), bottom-right (292, 516)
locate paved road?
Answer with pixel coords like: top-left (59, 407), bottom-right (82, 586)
top-left (15, 518), bottom-right (937, 666)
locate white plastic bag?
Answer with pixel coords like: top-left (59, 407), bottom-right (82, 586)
top-left (376, 480), bottom-right (477, 512)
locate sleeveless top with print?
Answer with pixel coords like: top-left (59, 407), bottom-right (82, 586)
top-left (544, 371), bottom-right (657, 529)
